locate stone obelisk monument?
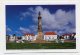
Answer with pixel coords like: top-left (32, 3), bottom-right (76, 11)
top-left (31, 12), bottom-right (49, 43)
top-left (36, 12), bottom-right (43, 40)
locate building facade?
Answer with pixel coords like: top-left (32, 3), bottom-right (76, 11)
top-left (22, 33), bottom-right (35, 41)
top-left (44, 32), bottom-right (57, 41)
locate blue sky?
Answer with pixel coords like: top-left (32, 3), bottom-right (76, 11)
top-left (6, 5), bottom-right (75, 36)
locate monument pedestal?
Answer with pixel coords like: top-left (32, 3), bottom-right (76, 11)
top-left (36, 32), bottom-right (43, 40)
top-left (31, 32), bottom-right (50, 43)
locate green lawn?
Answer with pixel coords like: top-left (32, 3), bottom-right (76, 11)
top-left (6, 42), bottom-right (76, 49)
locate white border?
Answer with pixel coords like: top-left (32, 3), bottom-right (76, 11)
top-left (0, 0), bottom-right (80, 54)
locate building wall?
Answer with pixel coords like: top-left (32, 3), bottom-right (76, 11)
top-left (6, 36), bottom-right (10, 42)
top-left (9, 35), bottom-right (15, 42)
top-left (23, 35), bottom-right (35, 41)
top-left (34, 35), bottom-right (37, 40)
top-left (44, 35), bottom-right (57, 41)
top-left (22, 36), bottom-right (25, 40)
top-left (64, 35), bottom-right (70, 40)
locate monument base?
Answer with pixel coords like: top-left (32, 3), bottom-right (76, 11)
top-left (30, 39), bottom-right (50, 43)
top-left (36, 32), bottom-right (43, 40)
top-left (31, 32), bottom-right (50, 43)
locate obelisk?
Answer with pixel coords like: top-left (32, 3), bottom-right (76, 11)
top-left (36, 12), bottom-right (43, 40)
top-left (31, 12), bottom-right (49, 43)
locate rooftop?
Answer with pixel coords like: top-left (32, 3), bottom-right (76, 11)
top-left (45, 32), bottom-right (56, 35)
top-left (24, 33), bottom-right (35, 36)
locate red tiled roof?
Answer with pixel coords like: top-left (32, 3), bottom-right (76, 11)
top-left (45, 32), bottom-right (56, 35)
top-left (62, 33), bottom-right (76, 36)
top-left (63, 34), bottom-right (72, 36)
top-left (24, 33), bottom-right (35, 36)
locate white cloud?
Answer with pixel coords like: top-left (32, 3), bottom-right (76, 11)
top-left (31, 6), bottom-right (58, 29)
top-left (15, 31), bottom-right (21, 34)
top-left (28, 7), bottom-right (34, 12)
top-left (20, 6), bottom-right (75, 34)
top-left (29, 25), bottom-right (37, 32)
top-left (19, 27), bottom-right (31, 33)
top-left (6, 26), bottom-right (12, 32)
top-left (20, 11), bottom-right (32, 20)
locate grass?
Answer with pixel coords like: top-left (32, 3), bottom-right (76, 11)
top-left (6, 42), bottom-right (76, 49)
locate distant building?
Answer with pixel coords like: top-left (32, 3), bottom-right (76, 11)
top-left (23, 33), bottom-right (35, 41)
top-left (62, 33), bottom-right (76, 40)
top-left (34, 35), bottom-right (37, 40)
top-left (44, 32), bottom-right (57, 41)
top-left (9, 35), bottom-right (16, 42)
top-left (6, 35), bottom-right (10, 42)
top-left (21, 35), bottom-right (25, 41)
top-left (62, 34), bottom-right (69, 40)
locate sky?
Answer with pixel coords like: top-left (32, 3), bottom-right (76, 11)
top-left (6, 5), bottom-right (75, 36)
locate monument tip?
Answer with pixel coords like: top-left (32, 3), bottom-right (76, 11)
top-left (39, 11), bottom-right (41, 16)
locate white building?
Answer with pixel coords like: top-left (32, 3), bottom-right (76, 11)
top-left (34, 35), bottom-right (37, 40)
top-left (22, 33), bottom-right (35, 41)
top-left (44, 32), bottom-right (57, 41)
top-left (6, 35), bottom-right (10, 42)
top-left (22, 36), bottom-right (25, 40)
top-left (9, 35), bottom-right (16, 42)
top-left (63, 33), bottom-right (76, 40)
top-left (62, 34), bottom-right (70, 40)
